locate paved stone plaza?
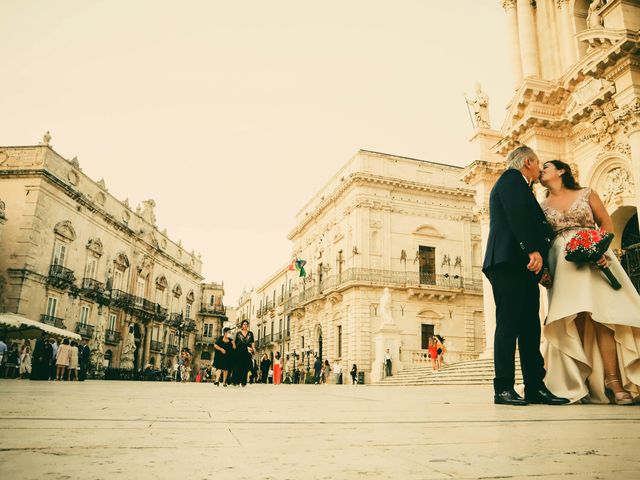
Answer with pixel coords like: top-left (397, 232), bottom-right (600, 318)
top-left (0, 380), bottom-right (638, 480)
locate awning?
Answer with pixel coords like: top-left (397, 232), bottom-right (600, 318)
top-left (0, 312), bottom-right (82, 341)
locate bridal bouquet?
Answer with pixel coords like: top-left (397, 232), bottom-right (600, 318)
top-left (564, 228), bottom-right (621, 290)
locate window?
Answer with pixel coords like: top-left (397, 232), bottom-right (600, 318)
top-left (186, 303), bottom-right (192, 320)
top-left (421, 324), bottom-right (434, 350)
top-left (85, 256), bottom-right (98, 279)
top-left (152, 327), bottom-right (159, 341)
top-left (270, 321), bottom-right (274, 336)
top-left (108, 314), bottom-right (117, 331)
top-left (203, 323), bottom-right (213, 337)
top-left (46, 297), bottom-right (58, 317)
top-left (301, 336), bottom-right (304, 349)
top-left (337, 325), bottom-right (342, 358)
top-left (318, 262), bottom-right (323, 284)
top-left (136, 278), bottom-right (145, 299)
top-left (52, 242), bottom-right (67, 266)
top-left (113, 269), bottom-right (124, 290)
top-left (418, 246), bottom-right (436, 285)
top-left (79, 305), bottom-right (90, 325)
top-left (209, 294), bottom-right (215, 306)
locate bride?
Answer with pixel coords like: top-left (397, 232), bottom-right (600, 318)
top-left (539, 159), bottom-right (640, 405)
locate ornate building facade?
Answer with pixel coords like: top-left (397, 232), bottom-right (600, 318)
top-left (0, 141), bottom-right (224, 373)
top-left (245, 149), bottom-right (485, 383)
top-left (463, 0), bottom-right (640, 356)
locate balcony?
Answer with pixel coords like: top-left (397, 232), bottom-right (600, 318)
top-left (283, 268), bottom-right (483, 312)
top-left (48, 264), bottom-right (76, 290)
top-left (110, 289), bottom-right (133, 309)
top-left (196, 334), bottom-right (215, 345)
top-left (154, 304), bottom-right (168, 322)
top-left (200, 304), bottom-right (227, 316)
top-left (150, 340), bottom-right (163, 352)
top-left (184, 318), bottom-right (197, 331)
top-left (40, 314), bottom-right (65, 329)
top-left (81, 278), bottom-right (108, 304)
top-left (75, 322), bottom-right (95, 339)
top-left (105, 329), bottom-right (121, 345)
top-left (167, 345), bottom-right (179, 356)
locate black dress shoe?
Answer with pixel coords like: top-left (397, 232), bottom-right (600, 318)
top-left (494, 390), bottom-right (529, 406)
top-left (525, 386), bottom-right (570, 405)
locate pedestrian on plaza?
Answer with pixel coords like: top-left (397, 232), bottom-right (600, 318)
top-left (234, 320), bottom-right (255, 387)
top-left (31, 332), bottom-right (49, 381)
top-left (0, 337), bottom-right (7, 377)
top-left (268, 367), bottom-right (273, 384)
top-left (273, 351), bottom-right (282, 385)
top-left (384, 348), bottom-right (393, 377)
top-left (180, 349), bottom-right (192, 383)
top-left (313, 356), bottom-right (323, 384)
top-left (19, 342), bottom-right (32, 379)
top-left (350, 364), bottom-right (358, 385)
top-left (5, 343), bottom-right (20, 379)
top-left (250, 356), bottom-right (258, 383)
top-left (332, 360), bottom-right (342, 385)
top-left (55, 338), bottom-right (71, 381)
top-left (213, 327), bottom-right (234, 386)
top-left (435, 335), bottom-right (447, 368)
top-left (68, 341), bottom-right (79, 381)
top-left (322, 360), bottom-right (331, 384)
top-left (78, 338), bottom-right (91, 381)
top-left (49, 338), bottom-right (58, 380)
top-left (259, 353), bottom-right (271, 384)
top-left (429, 337), bottom-right (439, 371)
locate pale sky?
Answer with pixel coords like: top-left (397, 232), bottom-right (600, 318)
top-left (0, 0), bottom-right (513, 304)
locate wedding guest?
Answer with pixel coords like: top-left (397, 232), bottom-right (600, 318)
top-left (31, 332), bottom-right (49, 380)
top-left (69, 341), bottom-right (79, 382)
top-left (5, 343), bottom-right (20, 379)
top-left (56, 339), bottom-right (71, 381)
top-left (260, 353), bottom-right (271, 384)
top-left (273, 352), bottom-right (282, 385)
top-left (213, 327), bottom-right (234, 386)
top-left (78, 338), bottom-right (91, 381)
top-left (234, 320), bottom-right (255, 387)
top-left (428, 338), bottom-right (438, 372)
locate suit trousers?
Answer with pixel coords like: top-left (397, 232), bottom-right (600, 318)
top-left (486, 264), bottom-right (546, 394)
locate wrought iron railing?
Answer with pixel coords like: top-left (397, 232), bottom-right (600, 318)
top-left (81, 277), bottom-right (105, 293)
top-left (105, 329), bottom-right (121, 344)
top-left (75, 322), bottom-right (95, 339)
top-left (150, 340), bottom-right (163, 352)
top-left (48, 264), bottom-right (76, 288)
top-left (110, 289), bottom-right (133, 308)
top-left (40, 314), bottom-right (65, 329)
top-left (167, 345), bottom-right (179, 356)
top-left (168, 313), bottom-right (183, 327)
top-left (200, 304), bottom-right (226, 315)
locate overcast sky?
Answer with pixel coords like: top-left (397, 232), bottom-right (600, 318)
top-left (0, 0), bottom-right (513, 304)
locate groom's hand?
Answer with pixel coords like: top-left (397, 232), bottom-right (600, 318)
top-left (527, 251), bottom-right (543, 275)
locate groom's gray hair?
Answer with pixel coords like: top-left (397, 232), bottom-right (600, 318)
top-left (506, 145), bottom-right (535, 170)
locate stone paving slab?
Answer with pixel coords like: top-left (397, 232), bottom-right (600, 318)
top-left (0, 380), bottom-right (638, 479)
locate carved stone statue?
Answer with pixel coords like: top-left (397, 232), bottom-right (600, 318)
top-left (140, 199), bottom-right (157, 226)
top-left (379, 288), bottom-right (394, 325)
top-left (89, 313), bottom-right (107, 378)
top-left (587, 0), bottom-right (605, 29)
top-left (466, 83), bottom-right (490, 129)
top-left (120, 325), bottom-right (137, 370)
top-left (41, 131), bottom-right (51, 146)
top-left (601, 167), bottom-right (634, 206)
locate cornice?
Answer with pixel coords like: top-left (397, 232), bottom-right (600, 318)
top-left (287, 172), bottom-right (475, 240)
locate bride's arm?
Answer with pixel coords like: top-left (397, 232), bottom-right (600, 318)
top-left (588, 190), bottom-right (614, 233)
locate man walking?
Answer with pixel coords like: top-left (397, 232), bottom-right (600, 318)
top-left (483, 145), bottom-right (568, 406)
top-left (78, 338), bottom-right (91, 381)
top-left (313, 356), bottom-right (322, 384)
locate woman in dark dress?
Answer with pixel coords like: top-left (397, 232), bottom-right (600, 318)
top-left (234, 320), bottom-right (255, 387)
top-left (259, 353), bottom-right (271, 384)
top-left (213, 327), bottom-right (234, 386)
top-left (31, 332), bottom-right (49, 380)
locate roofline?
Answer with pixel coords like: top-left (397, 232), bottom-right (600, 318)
top-left (358, 149), bottom-right (465, 170)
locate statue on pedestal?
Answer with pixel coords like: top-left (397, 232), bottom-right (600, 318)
top-left (41, 131), bottom-right (51, 146)
top-left (89, 314), bottom-right (106, 378)
top-left (587, 0), bottom-right (605, 29)
top-left (465, 83), bottom-right (491, 129)
top-left (120, 325), bottom-right (136, 370)
top-left (379, 288), bottom-right (394, 326)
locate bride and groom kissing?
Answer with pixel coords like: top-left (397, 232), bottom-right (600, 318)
top-left (483, 145), bottom-right (640, 406)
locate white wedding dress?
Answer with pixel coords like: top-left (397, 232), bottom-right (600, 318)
top-left (542, 187), bottom-right (640, 403)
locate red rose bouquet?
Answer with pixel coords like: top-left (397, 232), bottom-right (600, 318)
top-left (564, 228), bottom-right (621, 290)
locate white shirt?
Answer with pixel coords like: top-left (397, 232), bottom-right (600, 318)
top-left (384, 352), bottom-right (392, 361)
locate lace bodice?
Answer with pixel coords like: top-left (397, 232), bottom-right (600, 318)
top-left (542, 188), bottom-right (595, 233)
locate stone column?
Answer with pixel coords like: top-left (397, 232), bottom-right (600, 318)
top-left (143, 324), bottom-right (152, 368)
top-left (557, 0), bottom-right (577, 69)
top-left (516, 0), bottom-right (540, 78)
top-left (502, 0), bottom-right (523, 89)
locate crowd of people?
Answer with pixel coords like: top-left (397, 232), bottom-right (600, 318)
top-left (0, 332), bottom-right (91, 381)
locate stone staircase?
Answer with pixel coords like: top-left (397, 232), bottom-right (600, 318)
top-left (376, 358), bottom-right (523, 386)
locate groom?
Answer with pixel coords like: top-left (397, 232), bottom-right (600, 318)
top-left (483, 145), bottom-right (569, 406)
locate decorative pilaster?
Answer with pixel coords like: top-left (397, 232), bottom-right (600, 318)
top-left (517, 0), bottom-right (540, 77)
top-left (502, 0), bottom-right (523, 89)
top-left (557, 0), bottom-right (577, 69)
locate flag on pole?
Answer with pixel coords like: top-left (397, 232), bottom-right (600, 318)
top-left (294, 258), bottom-right (307, 278)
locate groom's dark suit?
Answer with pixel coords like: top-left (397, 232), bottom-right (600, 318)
top-left (483, 168), bottom-right (552, 395)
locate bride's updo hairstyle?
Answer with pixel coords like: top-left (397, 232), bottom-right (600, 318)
top-left (545, 159), bottom-right (581, 190)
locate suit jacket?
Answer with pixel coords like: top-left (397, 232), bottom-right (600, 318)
top-left (482, 168), bottom-right (552, 274)
top-left (79, 345), bottom-right (91, 364)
